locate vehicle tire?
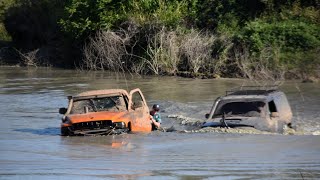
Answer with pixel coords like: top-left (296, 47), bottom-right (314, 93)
top-left (61, 127), bottom-right (72, 136)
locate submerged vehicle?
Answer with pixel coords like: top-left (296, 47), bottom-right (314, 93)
top-left (59, 88), bottom-right (152, 136)
top-left (202, 86), bottom-right (292, 132)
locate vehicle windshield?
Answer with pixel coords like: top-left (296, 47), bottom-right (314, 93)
top-left (70, 95), bottom-right (126, 114)
top-left (214, 101), bottom-right (266, 117)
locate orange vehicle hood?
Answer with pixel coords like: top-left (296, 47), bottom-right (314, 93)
top-left (67, 111), bottom-right (130, 124)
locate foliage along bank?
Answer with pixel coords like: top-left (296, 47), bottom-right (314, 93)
top-left (0, 0), bottom-right (319, 81)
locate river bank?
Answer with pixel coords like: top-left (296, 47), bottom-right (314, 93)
top-left (1, 61), bottom-right (319, 83)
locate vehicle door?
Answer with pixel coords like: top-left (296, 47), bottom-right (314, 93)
top-left (128, 89), bottom-right (152, 132)
top-left (274, 93), bottom-right (292, 123)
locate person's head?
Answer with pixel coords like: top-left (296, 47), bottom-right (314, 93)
top-left (152, 104), bottom-right (160, 112)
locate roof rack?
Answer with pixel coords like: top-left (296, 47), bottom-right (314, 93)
top-left (226, 86), bottom-right (278, 96)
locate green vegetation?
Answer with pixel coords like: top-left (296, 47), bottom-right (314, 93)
top-left (0, 0), bottom-right (15, 41)
top-left (59, 0), bottom-right (189, 39)
top-left (238, 1), bottom-right (320, 79)
top-left (1, 0), bottom-right (319, 80)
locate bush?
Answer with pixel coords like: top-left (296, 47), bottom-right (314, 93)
top-left (0, 0), bottom-right (15, 42)
top-left (238, 18), bottom-right (320, 78)
top-left (4, 0), bottom-right (65, 50)
top-left (82, 25), bottom-right (218, 75)
top-left (0, 23), bottom-right (11, 42)
top-left (60, 0), bottom-right (190, 39)
top-left (241, 20), bottom-right (320, 52)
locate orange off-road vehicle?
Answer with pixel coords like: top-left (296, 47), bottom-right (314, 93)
top-left (59, 88), bottom-right (152, 136)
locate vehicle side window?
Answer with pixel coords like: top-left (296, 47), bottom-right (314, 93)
top-left (268, 100), bottom-right (277, 112)
top-left (131, 92), bottom-right (144, 110)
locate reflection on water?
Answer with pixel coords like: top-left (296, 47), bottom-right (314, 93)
top-left (0, 67), bottom-right (320, 179)
top-left (14, 127), bottom-right (60, 136)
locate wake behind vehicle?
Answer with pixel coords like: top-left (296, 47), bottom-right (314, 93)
top-left (202, 86), bottom-right (293, 132)
top-left (59, 88), bottom-right (152, 136)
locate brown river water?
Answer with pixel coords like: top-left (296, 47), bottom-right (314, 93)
top-left (0, 67), bottom-right (320, 179)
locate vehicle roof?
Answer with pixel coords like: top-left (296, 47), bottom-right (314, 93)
top-left (227, 89), bottom-right (278, 96)
top-left (75, 89), bottom-right (129, 98)
top-left (220, 87), bottom-right (284, 101)
top-left (220, 95), bottom-right (267, 101)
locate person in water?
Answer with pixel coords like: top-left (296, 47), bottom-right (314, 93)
top-left (150, 104), bottom-right (161, 130)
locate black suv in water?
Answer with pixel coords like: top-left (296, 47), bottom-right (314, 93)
top-left (202, 86), bottom-right (292, 132)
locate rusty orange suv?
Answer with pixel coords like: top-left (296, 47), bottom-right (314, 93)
top-left (59, 88), bottom-right (152, 136)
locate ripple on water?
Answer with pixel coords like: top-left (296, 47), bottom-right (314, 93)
top-left (1, 67), bottom-right (320, 179)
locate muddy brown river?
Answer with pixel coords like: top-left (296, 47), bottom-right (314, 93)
top-left (0, 67), bottom-right (320, 179)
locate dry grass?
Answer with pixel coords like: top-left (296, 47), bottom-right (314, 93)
top-left (15, 48), bottom-right (39, 67)
top-left (234, 46), bottom-right (286, 85)
top-left (145, 26), bottom-right (180, 75)
top-left (83, 30), bottom-right (128, 71)
top-left (180, 30), bottom-right (216, 74)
